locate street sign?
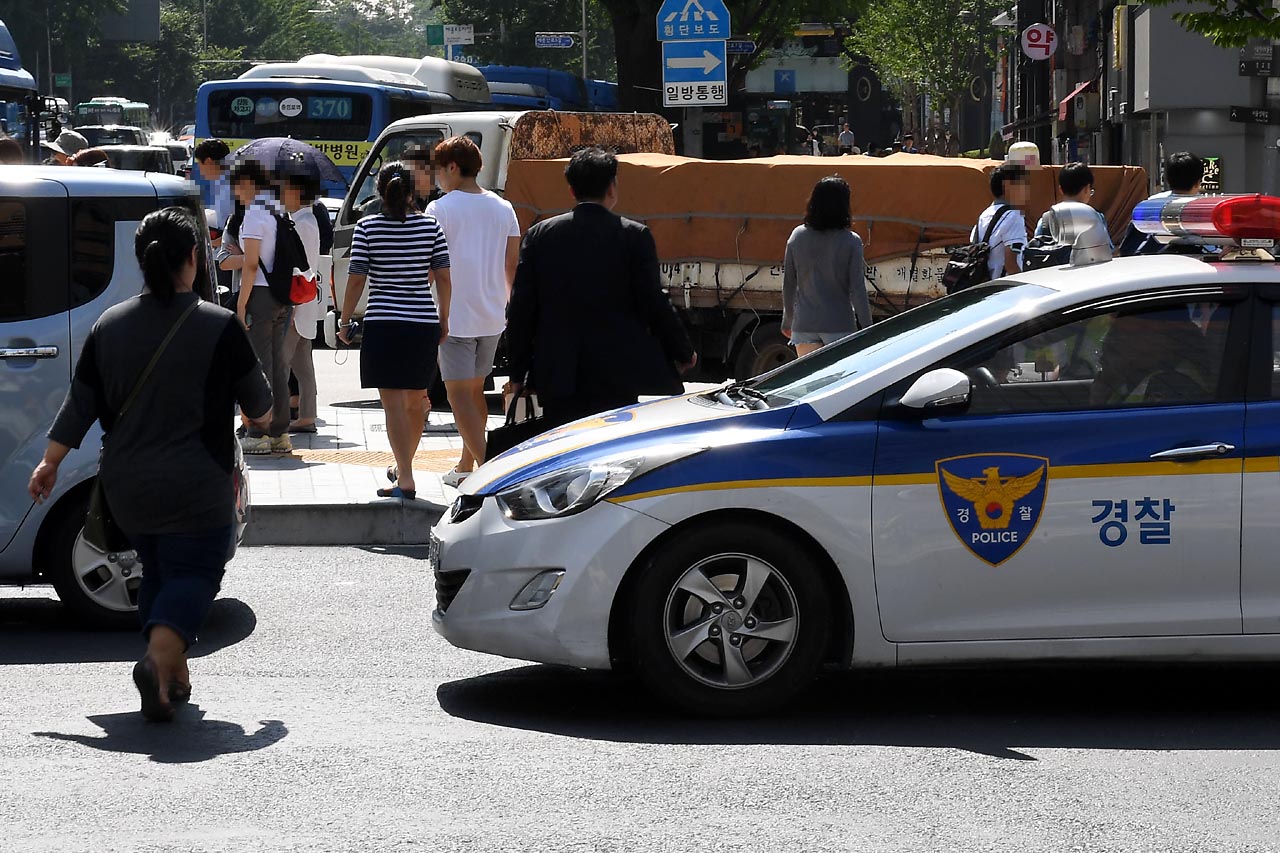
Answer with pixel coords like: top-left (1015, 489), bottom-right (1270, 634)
top-left (774, 68), bottom-right (796, 95)
top-left (1241, 44), bottom-right (1275, 62)
top-left (1021, 23), bottom-right (1057, 59)
top-left (726, 39), bottom-right (756, 54)
top-left (53, 73), bottom-right (71, 87)
top-left (1229, 105), bottom-right (1280, 124)
top-left (656, 0), bottom-right (730, 41)
top-left (1203, 156), bottom-right (1222, 192)
top-left (535, 33), bottom-right (575, 49)
top-left (444, 24), bottom-right (474, 46)
top-left (1239, 58), bottom-right (1280, 77)
top-left (426, 24), bottom-right (443, 46)
top-left (661, 39), bottom-right (728, 107)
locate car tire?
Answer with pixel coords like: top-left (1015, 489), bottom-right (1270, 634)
top-left (629, 520), bottom-right (830, 715)
top-left (46, 491), bottom-right (143, 630)
top-left (733, 321), bottom-right (795, 381)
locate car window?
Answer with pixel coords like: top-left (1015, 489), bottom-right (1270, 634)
top-left (70, 202), bottom-right (114, 308)
top-left (0, 200), bottom-right (68, 322)
top-left (953, 299), bottom-right (1234, 415)
top-left (344, 130), bottom-right (446, 224)
top-left (752, 283), bottom-right (1047, 403)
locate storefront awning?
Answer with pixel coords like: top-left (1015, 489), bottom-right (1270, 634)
top-left (1059, 80), bottom-right (1094, 121)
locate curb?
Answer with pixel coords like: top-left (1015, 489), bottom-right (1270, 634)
top-left (242, 500), bottom-right (445, 547)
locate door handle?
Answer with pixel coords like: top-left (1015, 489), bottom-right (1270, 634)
top-left (0, 346), bottom-right (59, 359)
top-left (1149, 443), bottom-right (1235, 462)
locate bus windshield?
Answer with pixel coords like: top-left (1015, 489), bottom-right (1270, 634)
top-left (207, 88), bottom-right (374, 142)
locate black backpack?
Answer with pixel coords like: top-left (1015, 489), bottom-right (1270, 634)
top-left (941, 204), bottom-right (1014, 294)
top-left (257, 210), bottom-right (310, 306)
top-left (312, 199), bottom-right (334, 255)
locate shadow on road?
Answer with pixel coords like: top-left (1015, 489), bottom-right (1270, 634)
top-left (437, 663), bottom-right (1280, 760)
top-left (33, 706), bottom-right (288, 764)
top-left (0, 597), bottom-right (257, 665)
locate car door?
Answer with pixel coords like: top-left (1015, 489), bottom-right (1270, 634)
top-left (332, 126), bottom-right (448, 322)
top-left (872, 286), bottom-right (1248, 642)
top-left (1242, 290), bottom-right (1280, 632)
top-left (0, 181), bottom-right (70, 553)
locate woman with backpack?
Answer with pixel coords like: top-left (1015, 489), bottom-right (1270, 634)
top-left (222, 159), bottom-right (293, 455)
top-left (28, 207), bottom-right (272, 721)
top-left (782, 175), bottom-right (872, 356)
top-left (338, 162), bottom-right (452, 500)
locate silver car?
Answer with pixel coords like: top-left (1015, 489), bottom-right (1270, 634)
top-left (0, 167), bottom-right (248, 628)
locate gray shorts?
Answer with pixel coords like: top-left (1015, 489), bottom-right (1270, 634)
top-left (791, 330), bottom-right (854, 346)
top-left (438, 333), bottom-right (501, 381)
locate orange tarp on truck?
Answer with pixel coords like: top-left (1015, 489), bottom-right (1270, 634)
top-left (505, 153), bottom-right (1149, 265)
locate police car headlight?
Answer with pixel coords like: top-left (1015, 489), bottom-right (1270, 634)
top-left (495, 446), bottom-right (704, 521)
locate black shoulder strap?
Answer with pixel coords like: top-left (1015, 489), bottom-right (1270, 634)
top-left (981, 204), bottom-right (1014, 245)
top-left (117, 298), bottom-right (201, 422)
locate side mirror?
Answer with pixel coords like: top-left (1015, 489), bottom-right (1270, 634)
top-left (900, 368), bottom-right (971, 411)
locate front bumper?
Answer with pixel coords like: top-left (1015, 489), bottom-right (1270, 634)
top-left (430, 497), bottom-right (670, 670)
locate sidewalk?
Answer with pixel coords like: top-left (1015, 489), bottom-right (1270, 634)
top-left (241, 404), bottom-right (504, 547)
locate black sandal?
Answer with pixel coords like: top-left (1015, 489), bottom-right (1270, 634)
top-left (132, 658), bottom-right (175, 722)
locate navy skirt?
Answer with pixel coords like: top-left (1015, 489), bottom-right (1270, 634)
top-left (360, 320), bottom-right (441, 390)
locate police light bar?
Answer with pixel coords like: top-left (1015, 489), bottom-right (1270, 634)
top-left (1132, 194), bottom-right (1280, 247)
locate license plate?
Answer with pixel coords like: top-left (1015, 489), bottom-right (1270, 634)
top-left (428, 534), bottom-right (441, 571)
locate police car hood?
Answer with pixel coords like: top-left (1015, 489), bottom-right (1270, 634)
top-left (461, 392), bottom-right (798, 497)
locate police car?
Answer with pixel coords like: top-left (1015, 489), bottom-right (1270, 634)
top-left (431, 194), bottom-right (1280, 714)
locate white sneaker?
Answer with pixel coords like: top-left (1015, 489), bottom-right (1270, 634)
top-left (441, 468), bottom-right (470, 488)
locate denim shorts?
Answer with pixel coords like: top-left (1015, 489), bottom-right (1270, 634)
top-left (791, 330), bottom-right (854, 346)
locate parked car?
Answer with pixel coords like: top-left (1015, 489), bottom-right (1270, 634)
top-left (161, 141), bottom-right (192, 177)
top-left (73, 124), bottom-right (148, 147)
top-left (0, 167), bottom-right (248, 628)
top-left (96, 145), bottom-right (175, 174)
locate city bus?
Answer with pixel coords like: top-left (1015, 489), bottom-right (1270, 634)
top-left (194, 54), bottom-right (492, 197)
top-left (73, 96), bottom-right (153, 131)
top-left (0, 17), bottom-right (35, 144)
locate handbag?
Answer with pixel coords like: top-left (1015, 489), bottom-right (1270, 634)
top-left (485, 376), bottom-right (547, 462)
top-left (82, 299), bottom-right (201, 553)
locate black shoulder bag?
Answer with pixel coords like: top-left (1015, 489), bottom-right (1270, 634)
top-left (484, 374), bottom-right (547, 462)
top-left (83, 299), bottom-right (201, 553)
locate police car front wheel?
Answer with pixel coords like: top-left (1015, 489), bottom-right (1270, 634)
top-left (630, 521), bottom-right (831, 715)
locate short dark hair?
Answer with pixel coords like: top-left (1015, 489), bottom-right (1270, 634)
top-left (403, 144), bottom-right (432, 165)
top-left (286, 173), bottom-right (321, 204)
top-left (433, 135), bottom-right (483, 178)
top-left (564, 147), bottom-right (617, 201)
top-left (990, 162), bottom-right (1028, 198)
top-left (1164, 151), bottom-right (1204, 193)
top-left (1059, 162), bottom-right (1094, 196)
top-left (0, 137), bottom-right (23, 164)
top-left (229, 158), bottom-right (271, 189)
top-left (804, 175), bottom-right (852, 231)
top-left (194, 138), bottom-right (230, 164)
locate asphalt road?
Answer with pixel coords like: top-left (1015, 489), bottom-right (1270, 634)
top-left (4, 547), bottom-right (1280, 852)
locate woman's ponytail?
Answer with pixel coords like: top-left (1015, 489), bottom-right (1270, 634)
top-left (134, 207), bottom-right (200, 304)
top-left (377, 162), bottom-right (412, 220)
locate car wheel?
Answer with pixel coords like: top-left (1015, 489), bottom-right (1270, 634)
top-left (46, 493), bottom-right (142, 630)
top-left (630, 521), bottom-right (830, 715)
top-left (733, 322), bottom-right (795, 381)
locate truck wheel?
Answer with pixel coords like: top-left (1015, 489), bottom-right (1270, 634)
top-left (733, 322), bottom-right (794, 381)
top-left (46, 492), bottom-right (143, 630)
top-left (629, 521), bottom-right (830, 715)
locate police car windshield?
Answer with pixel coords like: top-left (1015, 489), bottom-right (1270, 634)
top-left (753, 283), bottom-right (1051, 402)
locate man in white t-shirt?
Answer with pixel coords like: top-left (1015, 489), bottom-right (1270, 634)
top-left (426, 136), bottom-right (522, 487)
top-left (971, 162), bottom-right (1030, 281)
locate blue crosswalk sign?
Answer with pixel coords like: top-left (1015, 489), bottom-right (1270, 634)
top-left (656, 0), bottom-right (731, 41)
top-left (662, 39), bottom-right (728, 107)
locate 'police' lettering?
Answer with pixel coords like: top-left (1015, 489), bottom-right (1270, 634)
top-left (972, 531), bottom-right (1020, 544)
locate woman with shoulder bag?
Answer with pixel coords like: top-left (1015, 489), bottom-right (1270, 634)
top-left (28, 208), bottom-right (272, 722)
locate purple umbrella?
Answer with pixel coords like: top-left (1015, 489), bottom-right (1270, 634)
top-left (232, 137), bottom-right (347, 186)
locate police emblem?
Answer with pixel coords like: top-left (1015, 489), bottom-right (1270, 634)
top-left (935, 453), bottom-right (1049, 566)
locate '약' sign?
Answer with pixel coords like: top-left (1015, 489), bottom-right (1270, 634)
top-left (1021, 23), bottom-right (1057, 60)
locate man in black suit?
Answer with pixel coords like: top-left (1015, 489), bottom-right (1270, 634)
top-left (507, 147), bottom-right (697, 429)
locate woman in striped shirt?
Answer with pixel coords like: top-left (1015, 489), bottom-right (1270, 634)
top-left (339, 162), bottom-right (452, 500)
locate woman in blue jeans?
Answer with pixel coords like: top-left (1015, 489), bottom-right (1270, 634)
top-left (29, 208), bottom-right (272, 721)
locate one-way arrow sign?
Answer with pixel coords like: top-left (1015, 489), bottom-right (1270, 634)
top-left (665, 48), bottom-right (722, 74)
